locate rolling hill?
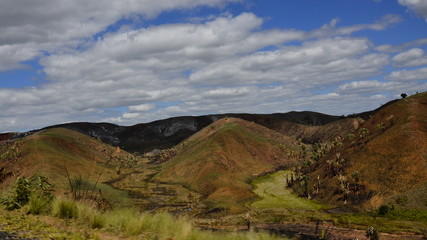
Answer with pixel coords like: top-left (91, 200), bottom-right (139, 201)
top-left (0, 128), bottom-right (134, 204)
top-left (154, 118), bottom-right (304, 209)
top-left (10, 111), bottom-right (356, 154)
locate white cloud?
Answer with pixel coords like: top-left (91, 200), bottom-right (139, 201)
top-left (392, 48), bottom-right (427, 67)
top-left (308, 14), bottom-right (401, 38)
top-left (376, 38), bottom-right (427, 53)
top-left (337, 80), bottom-right (389, 94)
top-left (0, 10), bottom-right (422, 132)
top-left (129, 104), bottom-right (156, 112)
top-left (387, 67), bottom-right (427, 81)
top-left (189, 37), bottom-right (388, 88)
top-left (0, 0), bottom-right (240, 72)
top-left (399, 0), bottom-right (427, 21)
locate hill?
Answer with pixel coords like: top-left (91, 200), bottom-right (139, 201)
top-left (154, 118), bottom-right (304, 210)
top-left (0, 128), bottom-right (134, 205)
top-left (8, 111), bottom-right (352, 154)
top-left (295, 92), bottom-right (427, 209)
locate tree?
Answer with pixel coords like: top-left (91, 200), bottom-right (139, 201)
top-left (299, 175), bottom-right (311, 199)
top-left (401, 93), bottom-right (407, 98)
top-left (337, 174), bottom-right (350, 204)
top-left (358, 128), bottom-right (370, 145)
top-left (375, 123), bottom-right (385, 133)
top-left (366, 226), bottom-right (380, 240)
top-left (346, 133), bottom-right (357, 151)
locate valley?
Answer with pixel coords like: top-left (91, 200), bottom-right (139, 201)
top-left (0, 92), bottom-right (426, 239)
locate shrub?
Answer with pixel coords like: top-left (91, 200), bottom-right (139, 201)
top-left (26, 193), bottom-right (53, 215)
top-left (0, 195), bottom-right (21, 210)
top-left (0, 176), bottom-right (53, 211)
top-left (89, 212), bottom-right (106, 229)
top-left (366, 226), bottom-right (379, 240)
top-left (378, 204), bottom-right (394, 216)
top-left (52, 198), bottom-right (78, 219)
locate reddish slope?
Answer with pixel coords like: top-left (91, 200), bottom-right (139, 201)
top-left (0, 128), bottom-right (133, 191)
top-left (155, 118), bottom-right (303, 209)
top-left (306, 92), bottom-right (427, 209)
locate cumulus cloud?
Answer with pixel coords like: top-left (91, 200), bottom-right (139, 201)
top-left (392, 48), bottom-right (427, 67)
top-left (189, 37), bottom-right (388, 88)
top-left (0, 7), bottom-right (423, 132)
top-left (387, 67), bottom-right (427, 81)
top-left (399, 0), bottom-right (427, 21)
top-left (0, 0), bottom-right (240, 72)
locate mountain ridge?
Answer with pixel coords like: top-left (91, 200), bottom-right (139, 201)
top-left (3, 99), bottom-right (395, 154)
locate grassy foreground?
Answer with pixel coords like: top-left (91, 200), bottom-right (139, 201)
top-left (0, 196), bottom-right (285, 240)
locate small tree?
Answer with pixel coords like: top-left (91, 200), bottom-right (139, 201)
top-left (366, 226), bottom-right (380, 240)
top-left (358, 128), bottom-right (370, 145)
top-left (299, 175), bottom-right (311, 199)
top-left (401, 93), bottom-right (407, 98)
top-left (375, 123), bottom-right (385, 133)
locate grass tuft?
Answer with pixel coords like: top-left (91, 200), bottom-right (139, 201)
top-left (52, 197), bottom-right (79, 219)
top-left (26, 193), bottom-right (53, 215)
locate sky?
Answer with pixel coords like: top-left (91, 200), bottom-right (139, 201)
top-left (1, 0), bottom-right (427, 133)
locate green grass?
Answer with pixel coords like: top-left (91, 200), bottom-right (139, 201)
top-left (332, 211), bottom-right (427, 234)
top-left (1, 196), bottom-right (287, 239)
top-left (250, 170), bottom-right (328, 210)
top-left (26, 193), bottom-right (53, 215)
top-left (0, 207), bottom-right (99, 239)
top-left (52, 197), bottom-right (79, 219)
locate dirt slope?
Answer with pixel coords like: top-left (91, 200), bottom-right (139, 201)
top-left (307, 92), bottom-right (427, 209)
top-left (0, 128), bottom-right (134, 192)
top-left (155, 118), bottom-right (303, 209)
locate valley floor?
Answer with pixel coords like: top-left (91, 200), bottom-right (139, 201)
top-left (1, 160), bottom-right (426, 239)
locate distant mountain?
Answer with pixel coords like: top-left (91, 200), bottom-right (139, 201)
top-left (8, 110), bottom-right (360, 154)
top-left (6, 97), bottom-right (400, 154)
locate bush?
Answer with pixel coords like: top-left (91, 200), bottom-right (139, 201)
top-left (52, 198), bottom-right (78, 219)
top-left (0, 176), bottom-right (53, 211)
top-left (0, 195), bottom-right (21, 210)
top-left (378, 204), bottom-right (394, 216)
top-left (366, 226), bottom-right (379, 240)
top-left (26, 193), bottom-right (53, 215)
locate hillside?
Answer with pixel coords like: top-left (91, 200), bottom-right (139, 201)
top-left (298, 92), bottom-right (427, 209)
top-left (0, 128), bottom-right (134, 204)
top-left (154, 118), bottom-right (304, 209)
top-left (7, 111), bottom-right (354, 154)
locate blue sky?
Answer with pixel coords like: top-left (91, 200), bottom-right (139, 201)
top-left (0, 0), bottom-right (426, 132)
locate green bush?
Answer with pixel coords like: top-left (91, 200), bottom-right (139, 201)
top-left (52, 198), bottom-right (78, 219)
top-left (0, 195), bottom-right (21, 210)
top-left (366, 226), bottom-right (379, 240)
top-left (26, 193), bottom-right (53, 215)
top-left (0, 176), bottom-right (53, 211)
top-left (378, 204), bottom-right (394, 216)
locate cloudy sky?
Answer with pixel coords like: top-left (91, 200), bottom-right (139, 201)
top-left (1, 0), bottom-right (426, 132)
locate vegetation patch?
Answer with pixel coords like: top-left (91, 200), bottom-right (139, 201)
top-left (251, 170), bottom-right (328, 210)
